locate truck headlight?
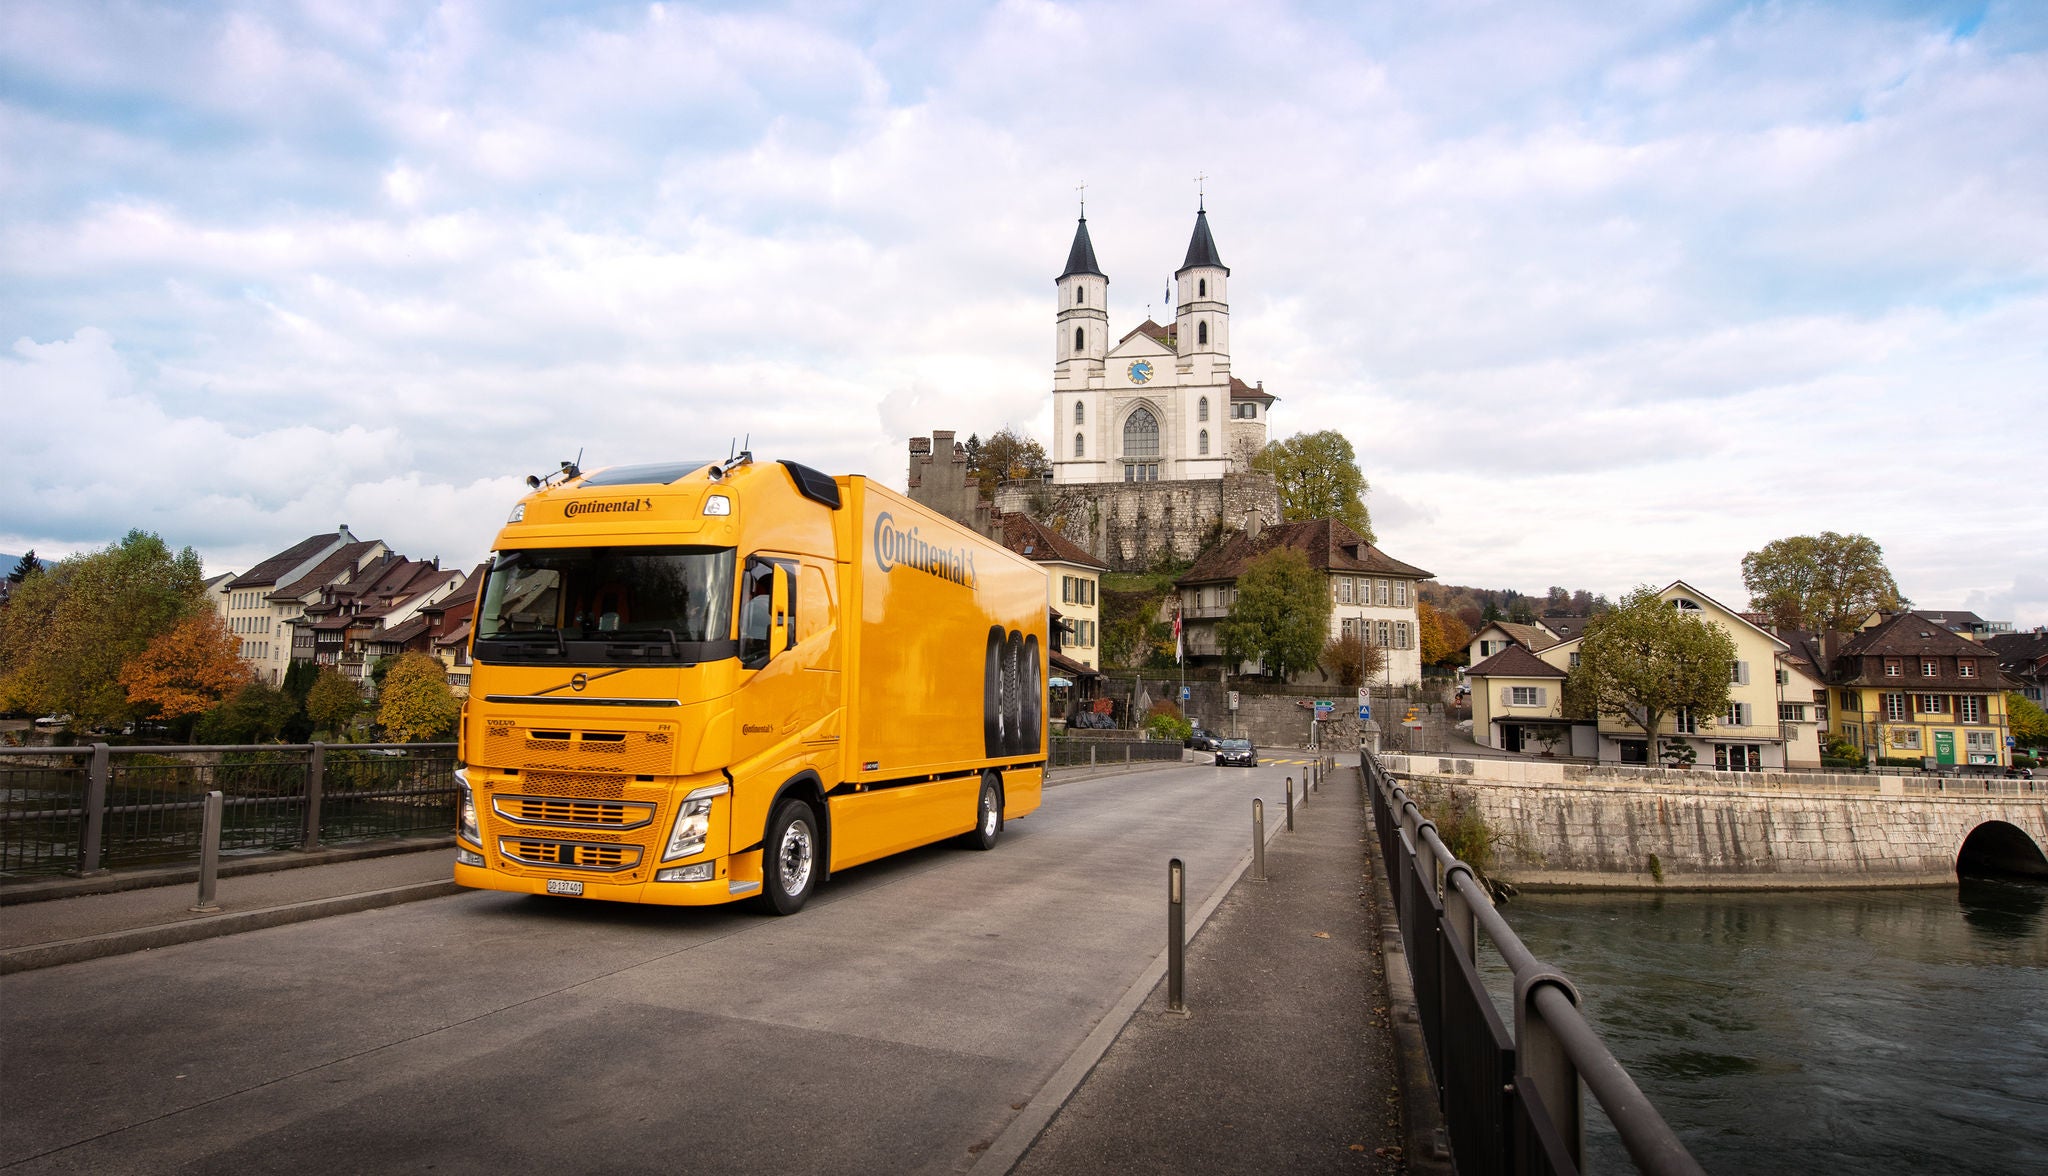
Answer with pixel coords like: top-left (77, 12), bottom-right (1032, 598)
top-left (662, 782), bottom-right (729, 861)
top-left (455, 769), bottom-right (482, 847)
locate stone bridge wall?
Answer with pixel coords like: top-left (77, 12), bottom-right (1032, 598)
top-left (1381, 753), bottom-right (2048, 889)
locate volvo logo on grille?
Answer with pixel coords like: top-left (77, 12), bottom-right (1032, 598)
top-left (571, 673), bottom-right (587, 692)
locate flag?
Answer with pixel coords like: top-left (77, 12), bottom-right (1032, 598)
top-left (1164, 281), bottom-right (1171, 307)
top-left (1173, 604), bottom-right (1183, 664)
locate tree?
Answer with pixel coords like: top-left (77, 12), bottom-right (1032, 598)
top-left (376, 652), bottom-right (460, 741)
top-left (1252, 430), bottom-right (1373, 542)
top-left (1563, 586), bottom-right (1738, 764)
top-left (9, 550), bottom-right (39, 583)
top-left (1741, 532), bottom-right (1907, 632)
top-left (307, 669), bottom-right (363, 738)
top-left (195, 681), bottom-right (298, 744)
top-left (965, 427), bottom-right (1050, 500)
top-left (1216, 547), bottom-right (1332, 681)
top-left (0, 530), bottom-right (204, 730)
top-left (120, 610), bottom-right (251, 725)
top-left (2009, 692), bottom-right (2048, 749)
top-left (1418, 600), bottom-right (1471, 666)
top-left (1321, 633), bottom-right (1385, 690)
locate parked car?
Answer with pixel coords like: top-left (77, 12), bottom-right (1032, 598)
top-left (1185, 724), bottom-right (1218, 751)
top-left (1214, 737), bottom-right (1258, 767)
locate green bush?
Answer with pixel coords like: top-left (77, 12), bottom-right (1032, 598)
top-left (1143, 711), bottom-right (1192, 743)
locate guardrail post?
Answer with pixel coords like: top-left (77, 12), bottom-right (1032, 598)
top-left (1251, 799), bottom-right (1266, 881)
top-left (1443, 865), bottom-right (1478, 964)
top-left (1167, 858), bottom-right (1188, 1014)
top-left (1285, 777), bottom-right (1295, 830)
top-left (1090, 744), bottom-right (1097, 767)
top-left (302, 741), bottom-right (326, 851)
top-left (190, 790), bottom-right (224, 913)
top-left (78, 742), bottom-right (111, 876)
top-left (1517, 978), bottom-right (1586, 1168)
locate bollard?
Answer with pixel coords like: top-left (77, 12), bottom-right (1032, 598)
top-left (1285, 777), bottom-right (1294, 830)
top-left (302, 741), bottom-right (326, 851)
top-left (191, 789), bottom-right (224, 913)
top-left (1251, 799), bottom-right (1266, 881)
top-left (1167, 858), bottom-right (1188, 1014)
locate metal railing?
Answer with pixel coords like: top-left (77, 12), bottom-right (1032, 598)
top-left (1048, 737), bottom-right (1184, 770)
top-left (0, 743), bottom-right (458, 881)
top-left (1363, 749), bottom-right (1705, 1175)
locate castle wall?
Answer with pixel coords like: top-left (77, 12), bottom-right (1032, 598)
top-left (994, 473), bottom-right (1281, 573)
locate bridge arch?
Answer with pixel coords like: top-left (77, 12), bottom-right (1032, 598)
top-left (1956, 820), bottom-right (2048, 880)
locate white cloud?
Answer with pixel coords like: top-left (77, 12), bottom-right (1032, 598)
top-left (1, 0), bottom-right (2043, 626)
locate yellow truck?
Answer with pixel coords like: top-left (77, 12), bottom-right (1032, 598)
top-left (451, 454), bottom-right (1047, 914)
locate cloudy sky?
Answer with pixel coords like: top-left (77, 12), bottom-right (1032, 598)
top-left (4, 1), bottom-right (2044, 624)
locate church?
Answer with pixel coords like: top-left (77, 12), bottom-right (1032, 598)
top-left (995, 204), bottom-right (1283, 572)
top-left (1051, 204), bottom-right (1276, 484)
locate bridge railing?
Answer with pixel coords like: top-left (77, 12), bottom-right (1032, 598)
top-left (1048, 737), bottom-right (1183, 770)
top-left (0, 743), bottom-right (457, 881)
top-left (1363, 749), bottom-right (1705, 1176)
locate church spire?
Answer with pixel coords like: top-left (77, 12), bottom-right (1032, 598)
top-left (1177, 207), bottom-right (1227, 276)
top-left (1060, 215), bottom-right (1105, 280)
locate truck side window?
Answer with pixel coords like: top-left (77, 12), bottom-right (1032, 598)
top-left (739, 557), bottom-right (775, 667)
top-left (740, 556), bottom-right (796, 667)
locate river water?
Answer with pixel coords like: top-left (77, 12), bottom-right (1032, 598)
top-left (1481, 882), bottom-right (2048, 1174)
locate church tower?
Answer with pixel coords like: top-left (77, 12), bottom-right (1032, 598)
top-left (1056, 215), bottom-right (1108, 382)
top-left (1174, 204), bottom-right (1230, 367)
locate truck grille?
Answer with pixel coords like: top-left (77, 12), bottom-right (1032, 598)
top-left (483, 723), bottom-right (676, 775)
top-left (494, 794), bottom-right (654, 830)
top-left (499, 838), bottom-right (643, 872)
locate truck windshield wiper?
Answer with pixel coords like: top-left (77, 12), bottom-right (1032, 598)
top-left (484, 630), bottom-right (566, 656)
top-left (601, 628), bottom-right (681, 655)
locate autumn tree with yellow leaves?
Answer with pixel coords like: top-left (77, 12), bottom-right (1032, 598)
top-left (375, 652), bottom-right (460, 742)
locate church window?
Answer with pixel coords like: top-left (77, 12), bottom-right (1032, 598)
top-left (1123, 407), bottom-right (1159, 458)
top-left (1074, 433), bottom-right (1084, 458)
top-left (1198, 396), bottom-right (1208, 422)
top-left (1199, 430), bottom-right (1210, 455)
top-left (1198, 278), bottom-right (1206, 297)
top-left (1077, 286), bottom-right (1085, 306)
top-left (1074, 326), bottom-right (1084, 352)
top-left (1197, 321), bottom-right (1208, 346)
top-left (1074, 401), bottom-right (1084, 425)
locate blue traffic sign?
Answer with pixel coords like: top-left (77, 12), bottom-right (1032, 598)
top-left (1358, 705), bottom-right (1371, 721)
top-left (1180, 687), bottom-right (1191, 702)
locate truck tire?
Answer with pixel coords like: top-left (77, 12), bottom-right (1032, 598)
top-left (760, 798), bottom-right (819, 916)
top-left (966, 772), bottom-right (1002, 850)
top-left (984, 625), bottom-right (1006, 757)
top-left (1003, 630), bottom-right (1024, 755)
top-left (1021, 634), bottom-right (1042, 753)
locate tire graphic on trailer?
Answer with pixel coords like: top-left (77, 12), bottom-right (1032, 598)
top-left (983, 625), bottom-right (1043, 757)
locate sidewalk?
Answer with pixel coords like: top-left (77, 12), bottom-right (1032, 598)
top-left (0, 839), bottom-right (461, 973)
top-left (1003, 768), bottom-right (1415, 1175)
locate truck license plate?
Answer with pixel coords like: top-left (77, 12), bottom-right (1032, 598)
top-left (545, 879), bottom-right (584, 897)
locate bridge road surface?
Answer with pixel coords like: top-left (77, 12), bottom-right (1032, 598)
top-left (0, 757), bottom-right (1320, 1175)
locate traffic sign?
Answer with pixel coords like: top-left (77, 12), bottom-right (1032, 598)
top-left (1357, 705), bottom-right (1370, 721)
top-left (1180, 686), bottom-right (1190, 702)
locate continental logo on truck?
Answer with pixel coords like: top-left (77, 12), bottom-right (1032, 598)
top-left (565, 497), bottom-right (654, 518)
top-left (873, 512), bottom-right (977, 589)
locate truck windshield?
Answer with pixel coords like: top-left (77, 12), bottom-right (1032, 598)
top-left (472, 545), bottom-right (735, 666)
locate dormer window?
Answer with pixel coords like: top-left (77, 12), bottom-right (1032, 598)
top-left (1921, 659), bottom-right (1938, 676)
top-left (1884, 659), bottom-right (1902, 676)
top-left (1958, 660), bottom-right (1975, 678)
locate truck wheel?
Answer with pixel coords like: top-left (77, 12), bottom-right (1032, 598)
top-left (966, 773), bottom-right (1002, 850)
top-left (760, 799), bottom-right (819, 916)
top-left (1003, 630), bottom-right (1025, 754)
top-left (984, 626), bottom-right (1006, 756)
top-left (1021, 634), bottom-right (1042, 753)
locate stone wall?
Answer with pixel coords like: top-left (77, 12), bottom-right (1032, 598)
top-left (994, 472), bottom-right (1281, 572)
top-left (1382, 754), bottom-right (2048, 889)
